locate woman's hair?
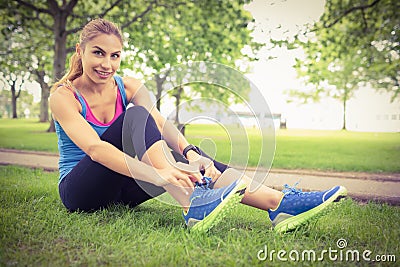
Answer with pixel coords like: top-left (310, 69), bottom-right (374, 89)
top-left (51, 18), bottom-right (123, 92)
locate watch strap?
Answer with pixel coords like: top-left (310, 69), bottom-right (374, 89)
top-left (182, 144), bottom-right (200, 158)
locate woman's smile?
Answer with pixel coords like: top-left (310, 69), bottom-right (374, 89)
top-left (94, 69), bottom-right (113, 79)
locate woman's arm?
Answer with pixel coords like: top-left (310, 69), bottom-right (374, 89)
top-left (49, 86), bottom-right (194, 189)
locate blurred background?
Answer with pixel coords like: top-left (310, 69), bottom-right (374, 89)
top-left (1, 0), bottom-right (399, 132)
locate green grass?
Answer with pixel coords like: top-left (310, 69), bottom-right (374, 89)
top-left (0, 119), bottom-right (58, 152)
top-left (185, 124), bottom-right (400, 173)
top-left (0, 166), bottom-right (399, 266)
top-left (271, 129), bottom-right (400, 173)
top-left (1, 119), bottom-right (400, 173)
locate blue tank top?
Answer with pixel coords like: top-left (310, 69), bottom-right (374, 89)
top-left (55, 75), bottom-right (128, 182)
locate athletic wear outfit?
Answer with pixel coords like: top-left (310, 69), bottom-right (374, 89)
top-left (55, 76), bottom-right (127, 181)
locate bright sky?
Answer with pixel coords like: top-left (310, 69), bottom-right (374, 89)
top-left (244, 0), bottom-right (326, 114)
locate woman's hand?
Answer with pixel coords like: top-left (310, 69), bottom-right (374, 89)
top-left (154, 162), bottom-right (203, 193)
top-left (186, 151), bottom-right (221, 181)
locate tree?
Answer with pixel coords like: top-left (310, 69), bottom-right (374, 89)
top-left (1, 73), bottom-right (30, 118)
top-left (288, 0), bottom-right (399, 98)
top-left (1, 1), bottom-right (58, 122)
top-left (2, 0), bottom-right (259, 130)
top-left (0, 81), bottom-right (38, 118)
top-left (319, 0), bottom-right (399, 100)
top-left (145, 62), bottom-right (252, 126)
top-left (2, 0), bottom-right (189, 130)
top-left (0, 8), bottom-right (33, 119)
top-left (275, 0), bottom-right (399, 129)
top-left (34, 60), bottom-right (51, 122)
top-left (122, 0), bottom-right (259, 125)
top-left (11, 74), bottom-right (27, 118)
top-left (290, 49), bottom-right (362, 129)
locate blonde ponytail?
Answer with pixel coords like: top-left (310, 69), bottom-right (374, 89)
top-left (51, 52), bottom-right (83, 92)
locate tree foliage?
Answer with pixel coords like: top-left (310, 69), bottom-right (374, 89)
top-left (319, 0), bottom-right (399, 100)
top-left (0, 4), bottom-right (36, 118)
top-left (1, 0), bottom-right (258, 129)
top-left (121, 0), bottom-right (259, 123)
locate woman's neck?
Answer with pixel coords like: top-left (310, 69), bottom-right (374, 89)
top-left (74, 75), bottom-right (115, 95)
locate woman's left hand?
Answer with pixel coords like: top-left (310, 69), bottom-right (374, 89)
top-left (186, 151), bottom-right (221, 181)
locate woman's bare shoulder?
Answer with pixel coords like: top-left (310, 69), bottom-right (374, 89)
top-left (49, 85), bottom-right (81, 117)
top-left (122, 76), bottom-right (143, 100)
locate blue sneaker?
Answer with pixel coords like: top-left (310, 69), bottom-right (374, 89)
top-left (268, 184), bottom-right (347, 233)
top-left (183, 177), bottom-right (246, 232)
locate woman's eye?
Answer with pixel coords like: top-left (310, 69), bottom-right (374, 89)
top-left (94, 51), bottom-right (103, 56)
top-left (111, 54), bottom-right (120, 59)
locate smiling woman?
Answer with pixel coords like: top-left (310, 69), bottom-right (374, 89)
top-left (48, 18), bottom-right (251, 232)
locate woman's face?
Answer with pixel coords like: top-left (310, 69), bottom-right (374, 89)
top-left (78, 33), bottom-right (122, 85)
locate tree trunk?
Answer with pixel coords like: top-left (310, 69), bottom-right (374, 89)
top-left (342, 90), bottom-right (348, 130)
top-left (47, 7), bottom-right (70, 132)
top-left (36, 69), bottom-right (50, 122)
top-left (154, 69), bottom-right (171, 111)
top-left (155, 74), bottom-right (163, 111)
top-left (47, 117), bottom-right (56, 132)
top-left (53, 14), bottom-right (68, 82)
top-left (40, 86), bottom-right (50, 122)
top-left (174, 86), bottom-right (183, 125)
top-left (10, 79), bottom-right (21, 119)
top-left (11, 81), bottom-right (18, 119)
top-left (342, 100), bottom-right (346, 130)
top-left (173, 86), bottom-right (186, 135)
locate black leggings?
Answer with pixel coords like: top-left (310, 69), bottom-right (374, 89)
top-left (58, 106), bottom-right (228, 212)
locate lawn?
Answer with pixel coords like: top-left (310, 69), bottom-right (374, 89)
top-left (186, 124), bottom-right (400, 173)
top-left (1, 119), bottom-right (399, 173)
top-left (0, 166), bottom-right (399, 266)
top-left (0, 119), bottom-right (57, 152)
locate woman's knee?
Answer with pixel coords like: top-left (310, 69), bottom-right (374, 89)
top-left (124, 105), bottom-right (159, 133)
top-left (123, 106), bottom-right (162, 160)
top-left (125, 105), bottom-right (151, 122)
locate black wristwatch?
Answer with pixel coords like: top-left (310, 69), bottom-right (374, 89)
top-left (182, 144), bottom-right (201, 158)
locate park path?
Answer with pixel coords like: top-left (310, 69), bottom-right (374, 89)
top-left (0, 148), bottom-right (399, 205)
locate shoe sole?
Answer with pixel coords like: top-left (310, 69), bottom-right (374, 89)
top-left (190, 180), bottom-right (247, 233)
top-left (274, 186), bottom-right (347, 234)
